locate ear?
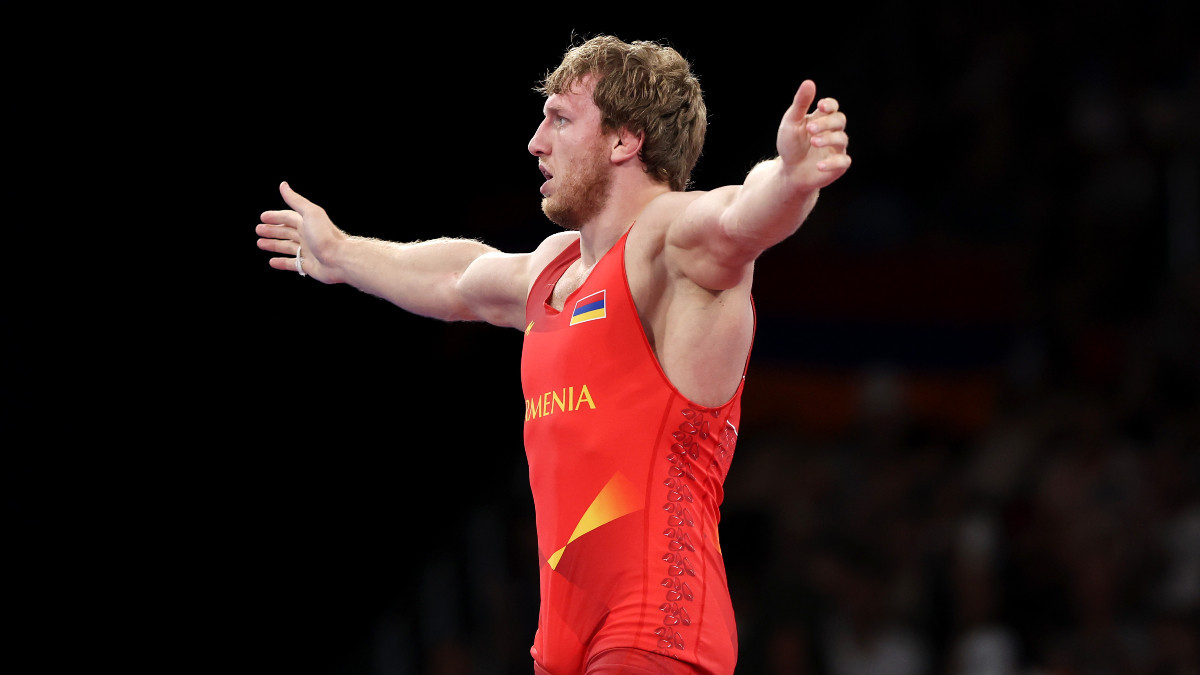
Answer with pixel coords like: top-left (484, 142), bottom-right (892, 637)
top-left (611, 127), bottom-right (644, 164)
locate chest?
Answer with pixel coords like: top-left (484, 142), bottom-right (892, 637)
top-left (548, 260), bottom-right (593, 312)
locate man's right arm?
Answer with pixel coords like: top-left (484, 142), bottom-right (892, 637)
top-left (257, 181), bottom-right (573, 330)
top-left (324, 235), bottom-right (526, 326)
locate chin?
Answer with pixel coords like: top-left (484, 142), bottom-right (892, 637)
top-left (541, 198), bottom-right (582, 231)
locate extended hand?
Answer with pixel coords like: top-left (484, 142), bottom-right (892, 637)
top-left (777, 80), bottom-right (851, 191)
top-left (256, 182), bottom-right (344, 283)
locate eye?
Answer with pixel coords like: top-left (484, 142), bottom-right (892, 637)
top-left (554, 116), bottom-right (568, 128)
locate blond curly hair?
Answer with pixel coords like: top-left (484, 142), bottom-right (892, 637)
top-left (537, 35), bottom-right (707, 192)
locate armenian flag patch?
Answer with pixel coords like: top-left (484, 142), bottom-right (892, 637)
top-left (569, 290), bottom-right (606, 325)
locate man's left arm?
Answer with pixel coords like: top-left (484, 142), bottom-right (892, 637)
top-left (666, 79), bottom-right (851, 291)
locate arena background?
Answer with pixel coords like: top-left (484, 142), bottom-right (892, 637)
top-left (9, 4), bottom-right (1196, 674)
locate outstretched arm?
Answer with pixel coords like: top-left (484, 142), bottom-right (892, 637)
top-left (666, 79), bottom-right (851, 290)
top-left (255, 181), bottom-right (546, 329)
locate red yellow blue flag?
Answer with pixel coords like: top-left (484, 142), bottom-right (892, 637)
top-left (570, 290), bottom-right (606, 325)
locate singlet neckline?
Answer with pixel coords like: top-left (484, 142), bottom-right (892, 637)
top-left (541, 227), bottom-right (633, 315)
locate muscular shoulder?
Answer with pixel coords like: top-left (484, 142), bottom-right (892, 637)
top-left (528, 231), bottom-right (580, 274)
top-left (521, 230), bottom-right (581, 296)
top-left (633, 191), bottom-right (704, 235)
top-left (456, 231), bottom-right (580, 330)
top-left (629, 188), bottom-right (748, 292)
top-left (625, 191), bottom-right (702, 264)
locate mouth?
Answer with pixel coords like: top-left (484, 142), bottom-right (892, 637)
top-left (538, 164), bottom-right (553, 194)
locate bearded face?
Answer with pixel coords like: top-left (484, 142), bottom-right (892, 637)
top-left (541, 134), bottom-right (613, 231)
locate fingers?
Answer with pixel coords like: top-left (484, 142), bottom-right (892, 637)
top-left (267, 255), bottom-right (303, 273)
top-left (810, 129), bottom-right (849, 150)
top-left (806, 98), bottom-right (848, 157)
top-left (785, 81), bottom-right (847, 142)
top-left (256, 218), bottom-right (299, 247)
top-left (280, 180), bottom-right (317, 215)
top-left (782, 80), bottom-right (817, 124)
top-left (801, 90), bottom-right (850, 173)
top-left (257, 182), bottom-right (320, 277)
top-left (806, 106), bottom-right (846, 134)
top-left (785, 82), bottom-right (840, 119)
top-left (259, 182), bottom-right (313, 222)
top-left (258, 188), bottom-right (302, 246)
top-left (816, 151), bottom-right (852, 173)
top-left (260, 209), bottom-right (300, 228)
top-left (812, 125), bottom-right (851, 172)
top-left (256, 232), bottom-right (301, 256)
top-left (257, 205), bottom-right (301, 259)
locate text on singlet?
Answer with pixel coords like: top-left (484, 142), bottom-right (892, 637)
top-left (525, 385), bottom-right (596, 422)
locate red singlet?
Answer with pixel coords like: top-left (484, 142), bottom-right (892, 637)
top-left (521, 226), bottom-right (750, 674)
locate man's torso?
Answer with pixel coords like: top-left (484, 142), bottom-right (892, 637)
top-left (520, 226), bottom-right (745, 674)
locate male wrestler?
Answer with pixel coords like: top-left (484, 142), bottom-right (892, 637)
top-left (256, 35), bottom-right (850, 674)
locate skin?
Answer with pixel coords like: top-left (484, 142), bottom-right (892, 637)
top-left (256, 76), bottom-right (850, 407)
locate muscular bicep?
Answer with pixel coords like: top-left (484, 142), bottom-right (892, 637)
top-left (457, 231), bottom-right (580, 330)
top-left (660, 187), bottom-right (760, 292)
top-left (456, 251), bottom-right (537, 329)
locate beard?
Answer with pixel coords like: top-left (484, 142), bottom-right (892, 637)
top-left (541, 139), bottom-right (613, 231)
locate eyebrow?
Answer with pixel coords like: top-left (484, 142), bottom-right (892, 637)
top-left (542, 93), bottom-right (576, 117)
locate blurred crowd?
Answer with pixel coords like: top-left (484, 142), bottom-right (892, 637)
top-left (723, 353), bottom-right (1199, 674)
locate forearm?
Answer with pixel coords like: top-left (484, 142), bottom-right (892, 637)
top-left (721, 157), bottom-right (819, 253)
top-left (324, 234), bottom-right (499, 321)
top-left (718, 81), bottom-right (849, 255)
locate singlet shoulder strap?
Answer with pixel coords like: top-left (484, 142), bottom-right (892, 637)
top-left (526, 237), bottom-right (582, 316)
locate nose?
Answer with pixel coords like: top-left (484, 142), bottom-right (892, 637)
top-left (528, 119), bottom-right (550, 157)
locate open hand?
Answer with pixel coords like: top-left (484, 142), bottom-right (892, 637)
top-left (255, 182), bottom-right (344, 283)
top-left (777, 80), bottom-right (851, 191)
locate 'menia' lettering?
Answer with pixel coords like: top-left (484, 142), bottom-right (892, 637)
top-left (525, 385), bottom-right (596, 421)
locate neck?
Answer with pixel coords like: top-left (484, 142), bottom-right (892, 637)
top-left (576, 182), bottom-right (671, 266)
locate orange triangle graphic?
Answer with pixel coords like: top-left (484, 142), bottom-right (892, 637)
top-left (548, 472), bottom-right (641, 570)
